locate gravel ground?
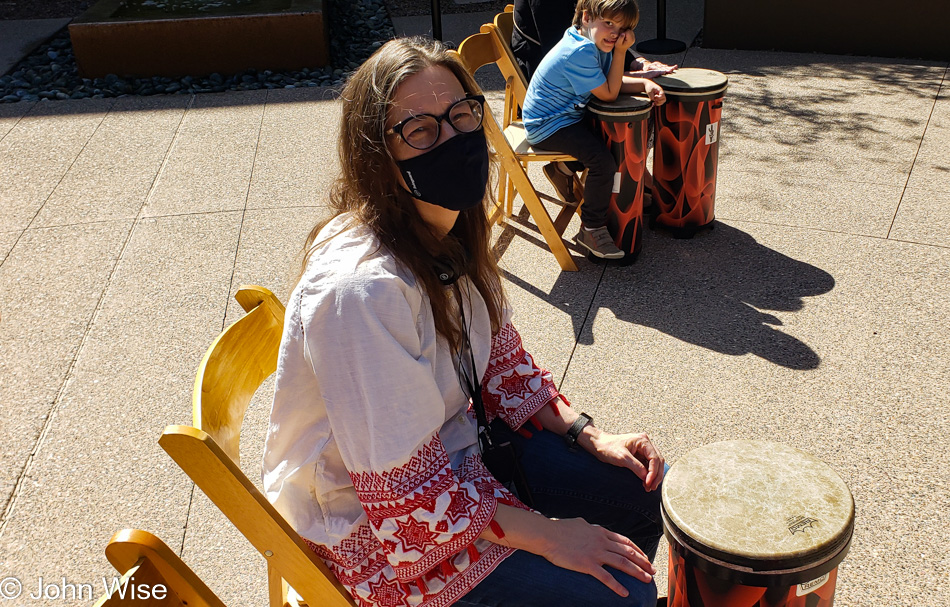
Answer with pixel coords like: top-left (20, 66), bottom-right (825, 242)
top-left (0, 0), bottom-right (509, 103)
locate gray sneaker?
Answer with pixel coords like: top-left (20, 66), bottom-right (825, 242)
top-left (574, 226), bottom-right (624, 259)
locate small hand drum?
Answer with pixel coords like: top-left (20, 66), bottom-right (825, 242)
top-left (662, 440), bottom-right (854, 606)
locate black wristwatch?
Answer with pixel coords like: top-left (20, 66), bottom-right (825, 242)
top-left (563, 413), bottom-right (593, 451)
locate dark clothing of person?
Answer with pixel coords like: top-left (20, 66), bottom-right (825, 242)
top-left (511, 0), bottom-right (577, 81)
top-left (532, 119), bottom-right (617, 229)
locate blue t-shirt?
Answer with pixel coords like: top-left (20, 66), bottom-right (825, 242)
top-left (522, 26), bottom-right (612, 145)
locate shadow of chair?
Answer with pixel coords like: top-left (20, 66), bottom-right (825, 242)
top-left (92, 529), bottom-right (226, 607)
top-left (158, 285), bottom-right (356, 607)
top-left (455, 30), bottom-right (580, 271)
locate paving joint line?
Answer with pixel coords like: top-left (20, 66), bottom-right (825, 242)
top-left (885, 64), bottom-right (947, 239)
top-left (178, 90), bottom-right (268, 557)
top-left (0, 99), bottom-right (115, 272)
top-left (0, 102), bottom-right (34, 146)
top-left (0, 94), bottom-right (194, 539)
top-left (557, 260), bottom-right (608, 390)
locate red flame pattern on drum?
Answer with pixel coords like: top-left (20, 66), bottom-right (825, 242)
top-left (667, 548), bottom-right (839, 607)
top-left (652, 97), bottom-right (722, 231)
top-left (597, 118), bottom-right (649, 259)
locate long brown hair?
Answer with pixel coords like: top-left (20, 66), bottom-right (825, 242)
top-left (300, 37), bottom-right (505, 353)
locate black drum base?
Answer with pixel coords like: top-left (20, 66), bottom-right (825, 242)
top-left (636, 38), bottom-right (688, 55)
top-left (649, 216), bottom-right (716, 239)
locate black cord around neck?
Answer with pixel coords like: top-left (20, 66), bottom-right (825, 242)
top-left (454, 283), bottom-right (494, 451)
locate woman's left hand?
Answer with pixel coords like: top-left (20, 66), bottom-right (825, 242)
top-left (588, 432), bottom-right (665, 491)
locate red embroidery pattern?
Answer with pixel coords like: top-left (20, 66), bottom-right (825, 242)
top-left (393, 517), bottom-right (440, 553)
top-left (481, 323), bottom-right (558, 430)
top-left (483, 323), bottom-right (526, 381)
top-left (350, 438), bottom-right (451, 503)
top-left (445, 489), bottom-right (479, 525)
top-left (365, 575), bottom-right (409, 607)
top-left (496, 373), bottom-right (533, 400)
top-left (305, 527), bottom-right (517, 607)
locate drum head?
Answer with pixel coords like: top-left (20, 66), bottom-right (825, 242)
top-left (662, 440), bottom-right (854, 571)
top-left (587, 94), bottom-right (652, 121)
top-left (653, 67), bottom-right (728, 95)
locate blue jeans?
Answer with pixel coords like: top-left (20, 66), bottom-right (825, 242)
top-left (455, 427), bottom-right (664, 606)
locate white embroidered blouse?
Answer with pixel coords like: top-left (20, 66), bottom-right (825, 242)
top-left (262, 215), bottom-right (561, 607)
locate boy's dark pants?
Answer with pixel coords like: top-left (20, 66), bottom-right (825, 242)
top-left (533, 118), bottom-right (617, 229)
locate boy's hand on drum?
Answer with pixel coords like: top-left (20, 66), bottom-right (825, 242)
top-left (644, 81), bottom-right (666, 106)
top-left (542, 517), bottom-right (655, 596)
top-left (588, 431), bottom-right (665, 491)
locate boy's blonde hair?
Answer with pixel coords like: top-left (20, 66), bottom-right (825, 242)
top-left (573, 0), bottom-right (640, 29)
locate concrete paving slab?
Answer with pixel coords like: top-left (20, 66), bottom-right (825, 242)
top-left (0, 100), bottom-right (34, 141)
top-left (0, 220), bottom-right (131, 516)
top-left (142, 91), bottom-right (266, 217)
top-left (493, 206), bottom-right (598, 385)
top-left (905, 80), bottom-right (950, 194)
top-left (0, 212), bottom-right (243, 596)
top-left (684, 49), bottom-right (944, 186)
top-left (714, 169), bottom-right (905, 238)
top-left (0, 99), bottom-right (114, 233)
top-left (560, 221), bottom-right (950, 605)
top-left (227, 207), bottom-right (332, 318)
top-left (246, 87), bottom-right (340, 210)
top-left (32, 96), bottom-right (190, 228)
top-left (889, 186), bottom-right (950, 247)
top-left (0, 18), bottom-right (70, 77)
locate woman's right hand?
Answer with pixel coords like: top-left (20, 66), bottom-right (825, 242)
top-left (540, 517), bottom-right (655, 597)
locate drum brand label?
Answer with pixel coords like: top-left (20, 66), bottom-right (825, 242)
top-left (612, 172), bottom-right (622, 193)
top-left (705, 122), bottom-right (719, 145)
top-left (786, 515), bottom-right (819, 534)
top-left (796, 573), bottom-right (830, 596)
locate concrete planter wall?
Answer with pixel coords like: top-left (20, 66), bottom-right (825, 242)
top-left (703, 0), bottom-right (949, 61)
top-left (69, 0), bottom-right (328, 78)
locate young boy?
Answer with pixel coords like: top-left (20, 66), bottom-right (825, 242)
top-left (522, 0), bottom-right (666, 259)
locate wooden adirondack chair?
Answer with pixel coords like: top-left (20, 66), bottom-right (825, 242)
top-left (159, 285), bottom-right (356, 607)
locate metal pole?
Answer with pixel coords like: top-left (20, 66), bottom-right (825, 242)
top-left (431, 0), bottom-right (443, 41)
top-left (635, 0), bottom-right (687, 55)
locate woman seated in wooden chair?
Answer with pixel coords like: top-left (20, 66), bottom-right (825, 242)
top-left (262, 36), bottom-right (665, 607)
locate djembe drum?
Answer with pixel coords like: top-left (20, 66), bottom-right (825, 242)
top-left (651, 68), bottom-right (729, 238)
top-left (662, 440), bottom-right (854, 606)
top-left (587, 95), bottom-right (653, 264)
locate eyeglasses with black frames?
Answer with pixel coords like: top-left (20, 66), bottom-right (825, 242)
top-left (385, 95), bottom-right (486, 151)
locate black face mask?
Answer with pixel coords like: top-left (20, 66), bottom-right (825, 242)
top-left (395, 130), bottom-right (489, 211)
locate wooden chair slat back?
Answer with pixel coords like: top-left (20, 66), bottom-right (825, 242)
top-left (192, 285), bottom-right (284, 464)
top-left (495, 4), bottom-right (515, 41)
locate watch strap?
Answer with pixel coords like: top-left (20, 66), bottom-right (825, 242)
top-left (564, 413), bottom-right (593, 451)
